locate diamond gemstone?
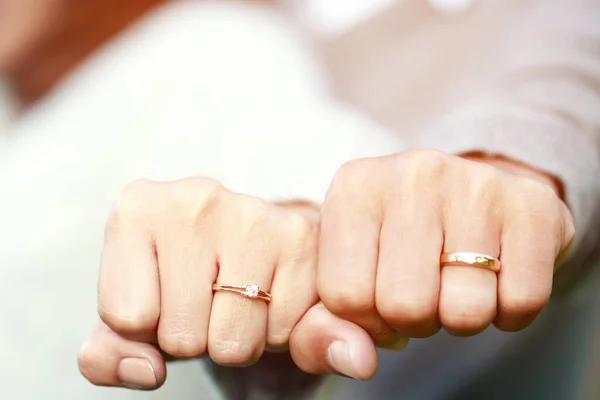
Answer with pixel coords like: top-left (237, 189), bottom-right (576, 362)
top-left (244, 284), bottom-right (259, 298)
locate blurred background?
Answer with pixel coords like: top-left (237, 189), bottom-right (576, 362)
top-left (0, 0), bottom-right (598, 399)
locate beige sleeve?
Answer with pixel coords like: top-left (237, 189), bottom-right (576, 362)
top-left (417, 0), bottom-right (600, 287)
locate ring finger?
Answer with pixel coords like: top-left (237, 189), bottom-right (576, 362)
top-left (208, 196), bottom-right (276, 365)
top-left (439, 192), bottom-right (500, 335)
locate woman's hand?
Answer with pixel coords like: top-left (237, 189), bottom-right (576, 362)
top-left (317, 149), bottom-right (575, 344)
top-left (78, 177), bottom-right (322, 389)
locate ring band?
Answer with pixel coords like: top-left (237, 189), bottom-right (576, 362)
top-left (440, 252), bottom-right (501, 272)
top-left (212, 283), bottom-right (272, 302)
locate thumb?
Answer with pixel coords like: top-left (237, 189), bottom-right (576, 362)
top-left (78, 321), bottom-right (166, 390)
top-left (289, 303), bottom-right (379, 380)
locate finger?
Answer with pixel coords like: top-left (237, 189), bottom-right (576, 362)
top-left (555, 200), bottom-right (576, 269)
top-left (290, 303), bottom-right (380, 380)
top-left (98, 180), bottom-right (161, 342)
top-left (439, 169), bottom-right (500, 336)
top-left (266, 211), bottom-right (319, 350)
top-left (495, 180), bottom-right (565, 331)
top-left (208, 195), bottom-right (275, 366)
top-left (78, 321), bottom-right (166, 390)
top-left (155, 181), bottom-right (220, 358)
top-left (375, 191), bottom-right (443, 338)
top-left (318, 160), bottom-right (396, 345)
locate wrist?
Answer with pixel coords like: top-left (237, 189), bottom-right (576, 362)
top-left (459, 151), bottom-right (565, 200)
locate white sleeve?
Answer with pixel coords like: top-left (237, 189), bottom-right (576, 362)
top-left (142, 1), bottom-right (405, 203)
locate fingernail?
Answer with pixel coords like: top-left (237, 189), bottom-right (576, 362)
top-left (118, 358), bottom-right (158, 389)
top-left (381, 335), bottom-right (410, 351)
top-left (327, 341), bottom-right (362, 380)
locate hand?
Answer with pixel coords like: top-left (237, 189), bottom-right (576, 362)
top-left (317, 149), bottom-right (575, 343)
top-left (78, 177), bottom-right (321, 389)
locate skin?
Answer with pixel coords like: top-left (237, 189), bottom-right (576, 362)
top-left (78, 150), bottom-right (574, 388)
top-left (318, 149), bottom-right (573, 344)
top-left (1, 0), bottom-right (572, 388)
top-left (1, 0), bottom-right (379, 388)
top-left (0, 0), bottom-right (166, 107)
top-left (79, 177), bottom-right (378, 388)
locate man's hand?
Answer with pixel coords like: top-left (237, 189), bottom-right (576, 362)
top-left (316, 149), bottom-right (574, 345)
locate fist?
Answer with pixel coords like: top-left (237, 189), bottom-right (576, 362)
top-left (318, 149), bottom-right (575, 343)
top-left (79, 177), bottom-right (319, 388)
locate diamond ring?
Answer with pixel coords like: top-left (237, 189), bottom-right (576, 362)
top-left (212, 283), bottom-right (272, 302)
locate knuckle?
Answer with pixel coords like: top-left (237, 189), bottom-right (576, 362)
top-left (108, 179), bottom-right (155, 229)
top-left (321, 285), bottom-right (375, 316)
top-left (397, 149), bottom-right (449, 187)
top-left (235, 195), bottom-right (271, 235)
top-left (401, 148), bottom-right (447, 169)
top-left (172, 177), bottom-right (224, 223)
top-left (267, 328), bottom-right (293, 349)
top-left (500, 291), bottom-right (549, 317)
top-left (532, 179), bottom-right (559, 209)
top-left (159, 331), bottom-right (207, 358)
top-left (468, 165), bottom-right (502, 206)
top-left (209, 339), bottom-right (258, 366)
top-left (329, 158), bottom-right (374, 196)
top-left (514, 178), bottom-right (555, 212)
top-left (441, 319), bottom-right (489, 335)
top-left (120, 178), bottom-right (155, 199)
top-left (326, 158), bottom-right (387, 215)
top-left (377, 295), bottom-right (437, 327)
top-left (335, 159), bottom-right (365, 183)
top-left (283, 212), bottom-right (317, 245)
top-left (440, 307), bottom-right (493, 332)
top-left (98, 306), bottom-right (156, 336)
top-left (509, 178), bottom-right (564, 234)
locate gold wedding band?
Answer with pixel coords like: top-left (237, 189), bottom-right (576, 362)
top-left (440, 252), bottom-right (501, 273)
top-left (212, 283), bottom-right (272, 302)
